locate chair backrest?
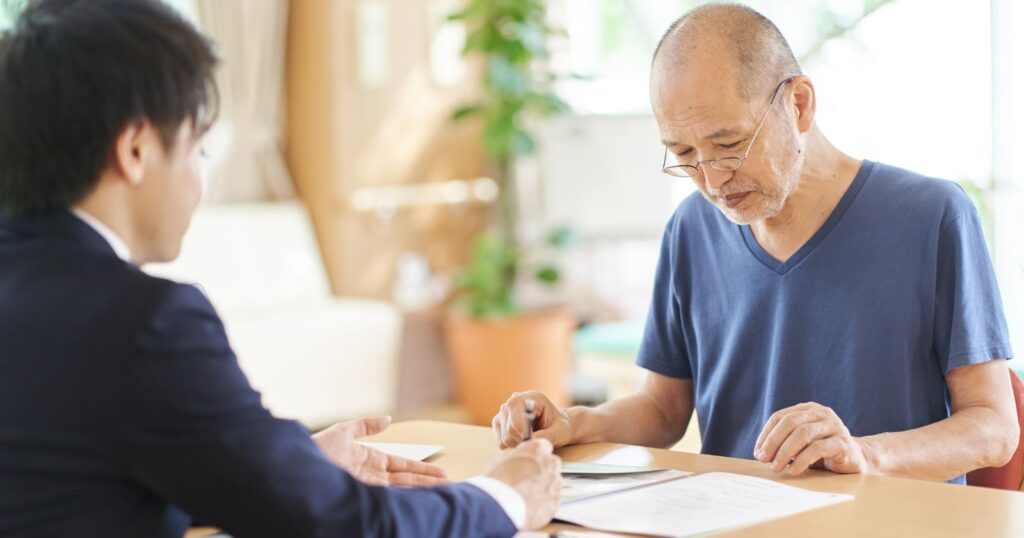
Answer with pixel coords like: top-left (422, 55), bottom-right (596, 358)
top-left (966, 367), bottom-right (1024, 491)
top-left (144, 201), bottom-right (332, 315)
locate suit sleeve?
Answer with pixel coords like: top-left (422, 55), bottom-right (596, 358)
top-left (119, 282), bottom-right (516, 538)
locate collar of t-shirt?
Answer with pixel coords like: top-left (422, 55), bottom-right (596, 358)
top-left (70, 207), bottom-right (133, 263)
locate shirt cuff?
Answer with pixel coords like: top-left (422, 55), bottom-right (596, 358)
top-left (464, 475), bottom-right (526, 529)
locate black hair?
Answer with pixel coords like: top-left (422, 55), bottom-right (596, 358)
top-left (0, 0), bottom-right (219, 216)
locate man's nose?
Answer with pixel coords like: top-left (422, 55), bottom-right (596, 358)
top-left (703, 166), bottom-right (734, 191)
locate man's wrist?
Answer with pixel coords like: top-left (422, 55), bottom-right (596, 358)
top-left (566, 406), bottom-right (592, 444)
top-left (855, 435), bottom-right (884, 475)
top-left (465, 476), bottom-right (526, 529)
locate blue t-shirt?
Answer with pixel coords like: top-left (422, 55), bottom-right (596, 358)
top-left (636, 160), bottom-right (1013, 484)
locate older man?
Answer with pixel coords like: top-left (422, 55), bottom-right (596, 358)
top-left (494, 3), bottom-right (1017, 483)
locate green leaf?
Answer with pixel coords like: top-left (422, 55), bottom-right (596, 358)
top-left (455, 232), bottom-right (522, 318)
top-left (447, 0), bottom-right (568, 293)
top-left (463, 26), bottom-right (495, 54)
top-left (535, 266), bottom-right (560, 285)
top-left (509, 128), bottom-right (535, 155)
top-left (516, 21), bottom-right (546, 54)
top-left (447, 0), bottom-right (486, 22)
top-left (527, 92), bottom-right (570, 116)
top-left (486, 56), bottom-right (528, 94)
top-left (451, 104), bottom-right (483, 121)
top-left (547, 226), bottom-right (576, 248)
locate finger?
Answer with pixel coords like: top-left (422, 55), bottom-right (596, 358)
top-left (493, 410), bottom-right (516, 449)
top-left (769, 421), bottom-right (829, 473)
top-left (546, 454), bottom-right (562, 490)
top-left (756, 409), bottom-right (818, 463)
top-left (519, 438), bottom-right (554, 455)
top-left (386, 455), bottom-right (449, 478)
top-left (530, 451), bottom-right (559, 479)
top-left (359, 467), bottom-right (390, 486)
top-left (344, 416), bottom-right (392, 438)
top-left (495, 405), bottom-right (512, 446)
top-left (754, 402), bottom-right (816, 453)
top-left (787, 438), bottom-right (841, 476)
top-left (364, 446), bottom-right (391, 472)
top-left (534, 397), bottom-right (557, 430)
top-left (531, 428), bottom-right (559, 446)
top-left (502, 405), bottom-right (525, 448)
top-left (516, 395), bottom-right (532, 438)
top-left (492, 413), bottom-right (504, 446)
top-left (506, 399), bottom-right (528, 440)
top-left (389, 472), bottom-right (449, 487)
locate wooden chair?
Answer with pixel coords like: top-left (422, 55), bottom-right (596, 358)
top-left (966, 367), bottom-right (1024, 491)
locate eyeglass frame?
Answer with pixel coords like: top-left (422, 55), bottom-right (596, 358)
top-left (660, 76), bottom-right (797, 178)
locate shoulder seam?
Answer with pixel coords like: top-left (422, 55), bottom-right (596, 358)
top-left (937, 209), bottom-right (974, 240)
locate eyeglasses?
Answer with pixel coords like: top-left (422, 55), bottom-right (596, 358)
top-left (661, 76), bottom-right (796, 179)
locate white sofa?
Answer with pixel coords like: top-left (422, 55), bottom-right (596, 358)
top-left (145, 202), bottom-right (401, 428)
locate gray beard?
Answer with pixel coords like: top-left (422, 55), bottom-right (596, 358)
top-left (716, 154), bottom-right (803, 225)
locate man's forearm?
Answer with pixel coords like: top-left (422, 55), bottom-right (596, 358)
top-left (859, 405), bottom-right (1018, 482)
top-left (566, 392), bottom-right (690, 449)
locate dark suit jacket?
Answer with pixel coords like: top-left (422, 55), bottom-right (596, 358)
top-left (0, 211), bottom-right (516, 537)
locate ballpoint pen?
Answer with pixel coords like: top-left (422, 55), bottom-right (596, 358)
top-left (524, 399), bottom-right (536, 441)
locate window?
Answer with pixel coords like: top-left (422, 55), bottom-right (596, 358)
top-left (0, 0), bottom-right (27, 30)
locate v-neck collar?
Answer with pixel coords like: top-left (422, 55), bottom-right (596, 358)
top-left (740, 160), bottom-right (874, 275)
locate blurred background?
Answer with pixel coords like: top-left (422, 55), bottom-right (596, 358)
top-left (3, 0), bottom-right (1021, 451)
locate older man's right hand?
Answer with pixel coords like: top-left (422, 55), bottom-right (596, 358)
top-left (492, 391), bottom-right (573, 449)
top-left (484, 439), bottom-right (563, 530)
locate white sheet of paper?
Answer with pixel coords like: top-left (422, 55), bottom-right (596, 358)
top-left (561, 462), bottom-right (665, 475)
top-left (357, 442), bottom-right (442, 462)
top-left (552, 528), bottom-right (630, 532)
top-left (562, 469), bottom-right (691, 504)
top-left (555, 472), bottom-right (854, 538)
top-left (520, 528), bottom-right (622, 532)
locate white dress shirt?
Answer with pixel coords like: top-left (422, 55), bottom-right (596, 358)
top-left (464, 476), bottom-right (527, 529)
top-left (68, 208), bottom-right (527, 529)
top-left (70, 207), bottom-right (132, 263)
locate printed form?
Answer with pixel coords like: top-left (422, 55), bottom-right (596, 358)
top-left (555, 472), bottom-right (853, 537)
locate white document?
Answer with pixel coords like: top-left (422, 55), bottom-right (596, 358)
top-left (555, 472), bottom-right (854, 537)
top-left (561, 462), bottom-right (665, 475)
top-left (357, 442), bottom-right (442, 462)
top-left (512, 528), bottom-right (622, 532)
top-left (562, 470), bottom-right (691, 504)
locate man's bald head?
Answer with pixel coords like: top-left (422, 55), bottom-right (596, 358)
top-left (652, 3), bottom-right (801, 99)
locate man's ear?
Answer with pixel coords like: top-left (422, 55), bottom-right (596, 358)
top-left (790, 76), bottom-right (816, 134)
top-left (111, 120), bottom-right (158, 186)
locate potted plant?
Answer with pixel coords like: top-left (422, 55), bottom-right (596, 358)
top-left (444, 0), bottom-right (574, 425)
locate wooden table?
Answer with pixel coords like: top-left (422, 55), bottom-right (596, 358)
top-left (363, 420), bottom-right (1024, 537)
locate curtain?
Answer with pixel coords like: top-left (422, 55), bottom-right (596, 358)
top-left (197, 0), bottom-right (295, 202)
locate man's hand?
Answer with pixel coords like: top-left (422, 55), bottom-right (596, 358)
top-left (492, 391), bottom-right (573, 449)
top-left (485, 439), bottom-right (563, 530)
top-left (312, 416), bottom-right (449, 487)
top-left (753, 402), bottom-right (871, 476)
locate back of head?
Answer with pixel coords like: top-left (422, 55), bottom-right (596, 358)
top-left (652, 2), bottom-right (802, 99)
top-left (0, 0), bottom-right (219, 217)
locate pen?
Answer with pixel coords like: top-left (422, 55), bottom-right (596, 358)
top-left (524, 399), bottom-right (536, 441)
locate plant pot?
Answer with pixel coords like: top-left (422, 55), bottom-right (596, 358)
top-left (444, 309), bottom-right (575, 426)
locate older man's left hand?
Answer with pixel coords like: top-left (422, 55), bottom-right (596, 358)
top-left (753, 402), bottom-right (872, 476)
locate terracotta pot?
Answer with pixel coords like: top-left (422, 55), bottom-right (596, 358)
top-left (444, 309), bottom-right (575, 425)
